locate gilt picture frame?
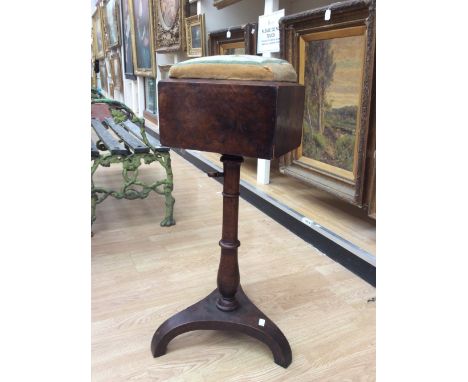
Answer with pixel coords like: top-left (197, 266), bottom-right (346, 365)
top-left (121, 0), bottom-right (136, 79)
top-left (129, 0), bottom-right (156, 77)
top-left (92, 7), bottom-right (105, 60)
top-left (185, 14), bottom-right (205, 57)
top-left (208, 23), bottom-right (257, 56)
top-left (102, 0), bottom-right (121, 51)
top-left (154, 0), bottom-right (184, 52)
top-left (279, 0), bottom-right (375, 206)
top-left (110, 52), bottom-right (124, 92)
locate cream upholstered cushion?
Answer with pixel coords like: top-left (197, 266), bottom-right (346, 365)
top-left (169, 55), bottom-right (297, 82)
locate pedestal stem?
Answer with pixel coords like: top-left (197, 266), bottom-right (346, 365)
top-left (216, 154), bottom-right (243, 311)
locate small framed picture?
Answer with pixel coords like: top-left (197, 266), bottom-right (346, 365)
top-left (110, 52), bottom-right (123, 92)
top-left (185, 14), bottom-right (205, 57)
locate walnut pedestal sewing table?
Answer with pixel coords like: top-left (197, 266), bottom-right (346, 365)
top-left (151, 78), bottom-right (304, 368)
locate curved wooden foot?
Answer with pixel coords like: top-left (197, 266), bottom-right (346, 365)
top-left (151, 286), bottom-right (292, 368)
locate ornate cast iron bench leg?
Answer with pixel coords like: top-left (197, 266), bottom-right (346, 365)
top-left (158, 152), bottom-right (175, 227)
top-left (90, 151), bottom-right (176, 231)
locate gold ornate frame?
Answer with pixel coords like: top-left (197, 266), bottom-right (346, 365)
top-left (92, 7), bottom-right (105, 60)
top-left (185, 14), bottom-right (205, 57)
top-left (110, 52), bottom-right (124, 91)
top-left (128, 0), bottom-right (156, 77)
top-left (279, 0), bottom-right (375, 206)
top-left (154, 0), bottom-right (184, 52)
top-left (102, 0), bottom-right (121, 52)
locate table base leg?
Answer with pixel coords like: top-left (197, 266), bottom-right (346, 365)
top-left (151, 285), bottom-right (292, 368)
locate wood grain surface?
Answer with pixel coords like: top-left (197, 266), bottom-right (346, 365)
top-left (92, 152), bottom-right (375, 381)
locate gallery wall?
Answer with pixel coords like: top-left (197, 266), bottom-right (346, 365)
top-left (94, 0), bottom-right (344, 119)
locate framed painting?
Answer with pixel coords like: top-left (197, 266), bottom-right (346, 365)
top-left (110, 52), bottom-right (124, 92)
top-left (279, 0), bottom-right (375, 206)
top-left (185, 14), bottom-right (205, 57)
top-left (92, 7), bottom-right (105, 59)
top-left (99, 60), bottom-right (108, 93)
top-left (154, 0), bottom-right (184, 52)
top-left (208, 23), bottom-right (257, 56)
top-left (120, 0), bottom-right (136, 79)
top-left (102, 0), bottom-right (121, 51)
top-left (129, 0), bottom-right (156, 77)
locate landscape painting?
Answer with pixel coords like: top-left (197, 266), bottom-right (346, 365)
top-left (302, 34), bottom-right (365, 173)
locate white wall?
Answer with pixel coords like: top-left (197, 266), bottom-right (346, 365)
top-left (280, 0), bottom-right (336, 14)
top-left (201, 0), bottom-right (264, 35)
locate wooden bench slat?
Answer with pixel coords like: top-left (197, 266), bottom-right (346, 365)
top-left (91, 118), bottom-right (129, 155)
top-left (104, 118), bottom-right (150, 154)
top-left (91, 139), bottom-right (100, 158)
top-left (122, 120), bottom-right (170, 152)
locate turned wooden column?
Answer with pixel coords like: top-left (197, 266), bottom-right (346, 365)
top-left (216, 155), bottom-right (243, 311)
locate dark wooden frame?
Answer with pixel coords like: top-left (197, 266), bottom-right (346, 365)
top-left (208, 23), bottom-right (257, 56)
top-left (364, 57), bottom-right (376, 218)
top-left (278, 0), bottom-right (375, 207)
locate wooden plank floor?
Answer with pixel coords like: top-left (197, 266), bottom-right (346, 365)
top-left (92, 152), bottom-right (376, 381)
top-left (201, 152), bottom-right (376, 257)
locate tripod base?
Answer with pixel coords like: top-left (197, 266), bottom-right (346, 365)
top-left (151, 286), bottom-right (292, 368)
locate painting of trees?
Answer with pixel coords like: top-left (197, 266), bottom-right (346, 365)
top-left (302, 35), bottom-right (364, 172)
top-left (305, 40), bottom-right (335, 134)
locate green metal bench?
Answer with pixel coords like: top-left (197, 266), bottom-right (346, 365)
top-left (91, 96), bottom-right (175, 232)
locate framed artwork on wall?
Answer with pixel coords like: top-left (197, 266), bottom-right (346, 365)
top-left (279, 0), bottom-right (375, 206)
top-left (110, 52), bottom-right (124, 92)
top-left (145, 77), bottom-right (157, 115)
top-left (208, 23), bottom-right (257, 56)
top-left (185, 14), bottom-right (205, 57)
top-left (103, 0), bottom-right (121, 51)
top-left (154, 0), bottom-right (184, 52)
top-left (99, 60), bottom-right (108, 93)
top-left (129, 0), bottom-right (156, 77)
top-left (92, 7), bottom-right (105, 59)
top-left (121, 0), bottom-right (136, 79)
